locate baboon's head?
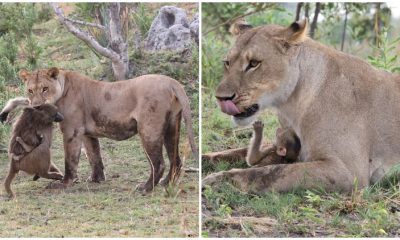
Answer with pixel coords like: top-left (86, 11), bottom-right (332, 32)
top-left (275, 127), bottom-right (301, 160)
top-left (19, 67), bottom-right (63, 107)
top-left (28, 104), bottom-right (64, 124)
top-left (215, 19), bottom-right (309, 126)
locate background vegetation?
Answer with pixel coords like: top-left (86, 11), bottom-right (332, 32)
top-left (0, 3), bottom-right (199, 237)
top-left (202, 2), bottom-right (400, 237)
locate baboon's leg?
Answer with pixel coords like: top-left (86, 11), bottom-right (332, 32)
top-left (161, 112), bottom-right (182, 186)
top-left (4, 163), bottom-right (18, 198)
top-left (203, 160), bottom-right (355, 193)
top-left (16, 137), bottom-right (35, 153)
top-left (82, 136), bottom-right (105, 182)
top-left (49, 162), bottom-right (63, 174)
top-left (62, 134), bottom-right (83, 185)
top-left (202, 147), bottom-right (249, 163)
top-left (39, 171), bottom-right (64, 180)
top-left (10, 153), bottom-right (23, 161)
top-left (137, 137), bottom-right (165, 193)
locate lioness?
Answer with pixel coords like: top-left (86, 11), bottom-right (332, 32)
top-left (203, 19), bottom-right (400, 193)
top-left (1, 68), bottom-right (198, 193)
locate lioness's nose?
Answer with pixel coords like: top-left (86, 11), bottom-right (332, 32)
top-left (216, 93), bottom-right (236, 101)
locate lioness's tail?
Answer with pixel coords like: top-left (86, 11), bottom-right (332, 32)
top-left (171, 84), bottom-right (199, 161)
top-left (0, 97), bottom-right (30, 123)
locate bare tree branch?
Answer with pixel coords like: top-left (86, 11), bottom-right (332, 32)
top-left (295, 2), bottom-right (304, 21)
top-left (64, 17), bottom-right (106, 30)
top-left (50, 3), bottom-right (119, 62)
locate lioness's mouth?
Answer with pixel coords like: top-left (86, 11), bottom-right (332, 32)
top-left (234, 104), bottom-right (259, 118)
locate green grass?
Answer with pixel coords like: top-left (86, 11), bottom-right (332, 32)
top-left (0, 128), bottom-right (199, 237)
top-left (201, 89), bottom-right (400, 237)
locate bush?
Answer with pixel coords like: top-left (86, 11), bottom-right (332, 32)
top-left (24, 34), bottom-right (42, 68)
top-left (0, 57), bottom-right (18, 84)
top-left (368, 28), bottom-right (400, 73)
top-left (0, 32), bottom-right (18, 64)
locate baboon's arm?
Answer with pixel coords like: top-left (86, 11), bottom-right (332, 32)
top-left (246, 122), bottom-right (276, 166)
top-left (0, 97), bottom-right (30, 123)
top-left (16, 137), bottom-right (35, 153)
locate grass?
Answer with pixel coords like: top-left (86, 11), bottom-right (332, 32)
top-left (0, 3), bottom-right (199, 237)
top-left (201, 91), bottom-right (400, 237)
top-left (0, 127), bottom-right (199, 237)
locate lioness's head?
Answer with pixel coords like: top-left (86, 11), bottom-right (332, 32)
top-left (216, 19), bottom-right (309, 126)
top-left (19, 67), bottom-right (64, 107)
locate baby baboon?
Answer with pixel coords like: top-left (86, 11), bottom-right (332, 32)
top-left (4, 103), bottom-right (64, 198)
top-left (246, 121), bottom-right (301, 167)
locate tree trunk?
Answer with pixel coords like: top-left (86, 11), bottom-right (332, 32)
top-left (304, 3), bottom-right (310, 19)
top-left (341, 4), bottom-right (349, 51)
top-left (374, 3), bottom-right (382, 47)
top-left (108, 3), bottom-right (129, 80)
top-left (310, 3), bottom-right (321, 38)
top-left (51, 3), bottom-right (129, 81)
top-left (295, 2), bottom-right (304, 21)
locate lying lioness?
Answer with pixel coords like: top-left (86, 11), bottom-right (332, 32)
top-left (203, 19), bottom-right (400, 193)
top-left (0, 68), bottom-right (198, 193)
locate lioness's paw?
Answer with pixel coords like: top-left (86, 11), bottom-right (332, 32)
top-left (202, 172), bottom-right (226, 187)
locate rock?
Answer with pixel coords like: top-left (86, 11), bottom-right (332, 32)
top-left (189, 13), bottom-right (199, 45)
top-left (146, 6), bottom-right (195, 51)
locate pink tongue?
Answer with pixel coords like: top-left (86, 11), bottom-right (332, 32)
top-left (218, 100), bottom-right (241, 115)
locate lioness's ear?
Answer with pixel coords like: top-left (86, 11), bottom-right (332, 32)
top-left (285, 18), bottom-right (309, 44)
top-left (47, 67), bottom-right (59, 79)
top-left (19, 69), bottom-right (30, 83)
top-left (229, 19), bottom-right (253, 36)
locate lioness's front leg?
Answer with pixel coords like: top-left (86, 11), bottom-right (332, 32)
top-left (82, 136), bottom-right (105, 182)
top-left (203, 160), bottom-right (355, 193)
top-left (62, 132), bottom-right (83, 185)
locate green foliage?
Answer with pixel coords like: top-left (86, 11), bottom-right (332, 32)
top-left (368, 28), bottom-right (400, 73)
top-left (0, 3), bottom-right (37, 38)
top-left (24, 34), bottom-right (43, 68)
top-left (202, 3), bottom-right (278, 35)
top-left (133, 3), bottom-right (153, 38)
top-left (0, 57), bottom-right (18, 83)
top-left (0, 32), bottom-right (18, 64)
top-left (36, 4), bottom-right (53, 22)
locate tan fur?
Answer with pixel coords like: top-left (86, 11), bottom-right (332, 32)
top-left (204, 19), bottom-right (400, 193)
top-left (246, 121), bottom-right (300, 167)
top-left (3, 68), bottom-right (198, 193)
top-left (4, 104), bottom-right (64, 198)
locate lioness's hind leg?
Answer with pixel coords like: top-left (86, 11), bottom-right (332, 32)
top-left (137, 137), bottom-right (165, 193)
top-left (161, 111), bottom-right (182, 186)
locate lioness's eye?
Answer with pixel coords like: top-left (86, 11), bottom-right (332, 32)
top-left (28, 89), bottom-right (33, 94)
top-left (250, 60), bottom-right (260, 67)
top-left (43, 87), bottom-right (48, 92)
top-left (245, 60), bottom-right (261, 72)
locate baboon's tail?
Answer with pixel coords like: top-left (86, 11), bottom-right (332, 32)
top-left (171, 83), bottom-right (199, 161)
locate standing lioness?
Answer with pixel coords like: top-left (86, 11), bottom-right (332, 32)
top-left (0, 68), bottom-right (198, 192)
top-left (203, 19), bottom-right (400, 193)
